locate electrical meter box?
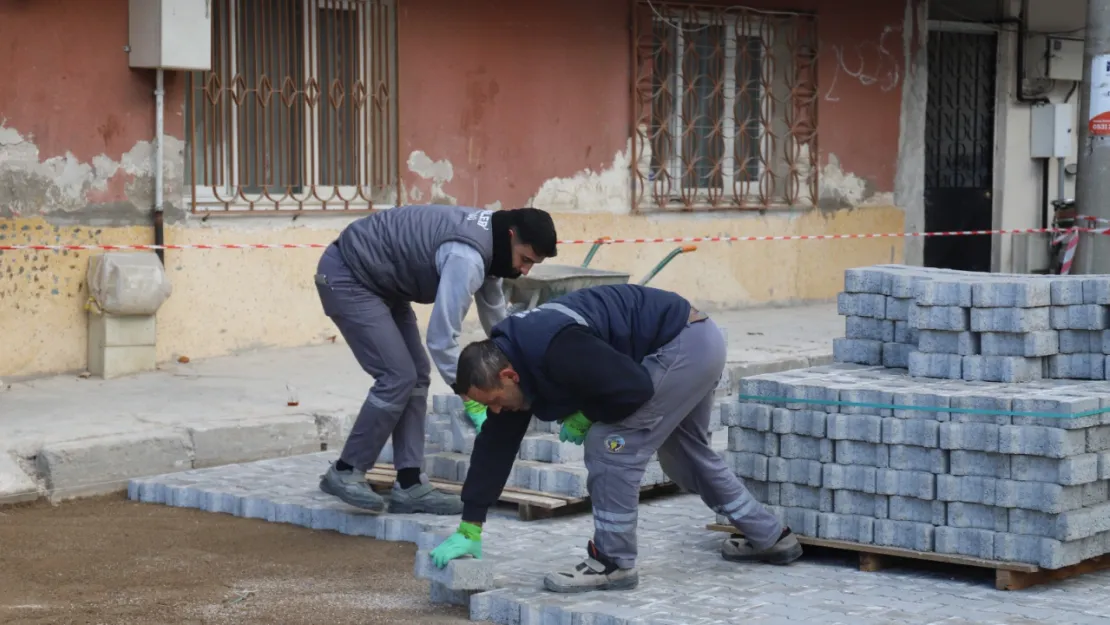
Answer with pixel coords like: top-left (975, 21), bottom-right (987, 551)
top-left (1046, 37), bottom-right (1084, 82)
top-left (1030, 103), bottom-right (1072, 159)
top-left (128, 0), bottom-right (212, 70)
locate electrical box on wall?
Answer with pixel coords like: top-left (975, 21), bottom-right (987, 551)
top-left (1030, 103), bottom-right (1072, 159)
top-left (1046, 37), bottom-right (1084, 81)
top-left (128, 0), bottom-right (212, 70)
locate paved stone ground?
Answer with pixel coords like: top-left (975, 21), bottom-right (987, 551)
top-left (129, 452), bottom-right (1110, 625)
top-left (2, 303), bottom-right (838, 504)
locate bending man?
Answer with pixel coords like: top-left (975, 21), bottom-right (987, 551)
top-left (314, 204), bottom-right (557, 515)
top-left (429, 283), bottom-right (802, 592)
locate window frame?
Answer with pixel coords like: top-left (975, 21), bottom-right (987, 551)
top-left (649, 12), bottom-right (772, 206)
top-left (189, 0), bottom-right (390, 212)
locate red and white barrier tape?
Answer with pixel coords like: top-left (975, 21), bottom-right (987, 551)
top-left (0, 227), bottom-right (1079, 252)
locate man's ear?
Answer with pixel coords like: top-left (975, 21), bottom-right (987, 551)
top-left (500, 367), bottom-right (519, 383)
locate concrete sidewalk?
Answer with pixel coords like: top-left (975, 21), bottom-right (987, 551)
top-left (0, 302), bottom-right (839, 505)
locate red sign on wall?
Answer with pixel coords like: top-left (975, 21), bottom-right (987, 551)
top-left (1091, 55), bottom-right (1110, 136)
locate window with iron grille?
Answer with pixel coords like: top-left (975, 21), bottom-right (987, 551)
top-left (185, 0), bottom-right (398, 213)
top-left (633, 3), bottom-right (818, 212)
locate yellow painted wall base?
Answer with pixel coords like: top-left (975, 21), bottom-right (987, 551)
top-left (0, 205), bottom-right (904, 378)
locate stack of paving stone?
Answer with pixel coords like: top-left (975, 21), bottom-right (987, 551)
top-left (413, 394), bottom-right (728, 498)
top-left (835, 265), bottom-right (1110, 382)
top-left (719, 362), bottom-right (1110, 569)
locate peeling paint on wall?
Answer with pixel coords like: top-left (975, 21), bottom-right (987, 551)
top-left (0, 121), bottom-right (184, 224)
top-left (819, 154), bottom-right (893, 209)
top-left (406, 150), bottom-right (457, 205)
top-left (528, 141), bottom-right (632, 214)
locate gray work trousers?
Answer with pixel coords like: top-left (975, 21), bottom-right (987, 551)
top-left (314, 244), bottom-right (430, 472)
top-left (584, 317), bottom-right (783, 568)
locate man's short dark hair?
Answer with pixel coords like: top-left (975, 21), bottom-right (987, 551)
top-left (453, 339), bottom-right (511, 394)
top-left (508, 207), bottom-right (557, 258)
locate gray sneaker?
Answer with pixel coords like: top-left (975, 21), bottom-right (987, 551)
top-left (388, 482), bottom-right (464, 515)
top-left (543, 541), bottom-right (638, 593)
top-left (319, 463), bottom-right (385, 513)
top-left (721, 528), bottom-right (803, 565)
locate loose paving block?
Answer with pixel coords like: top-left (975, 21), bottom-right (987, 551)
top-left (767, 458), bottom-right (823, 487)
top-left (937, 475), bottom-right (998, 506)
top-left (771, 409), bottom-right (827, 437)
top-left (972, 280), bottom-right (1051, 308)
top-left (994, 480), bottom-right (1109, 514)
top-left (882, 342), bottom-right (913, 369)
top-left (876, 469), bottom-right (935, 499)
top-left (1061, 330), bottom-right (1101, 353)
top-left (873, 519), bottom-right (935, 551)
top-left (729, 451), bottom-right (770, 482)
top-left (833, 490), bottom-right (889, 518)
top-left (998, 425), bottom-right (1087, 459)
top-left (962, 355), bottom-right (1044, 383)
top-left (889, 496), bottom-right (947, 525)
top-left (729, 429), bottom-right (779, 456)
top-left (894, 321), bottom-right (919, 345)
top-left (1008, 502), bottom-right (1110, 542)
top-left (914, 279), bottom-right (973, 307)
top-left (833, 338), bottom-right (883, 366)
top-left (947, 502), bottom-right (1008, 532)
top-left (728, 403), bottom-right (772, 430)
top-left (935, 526), bottom-right (996, 560)
top-left (917, 330), bottom-right (980, 355)
top-left (891, 390), bottom-right (952, 421)
top-left (430, 581), bottom-right (474, 606)
top-left (882, 417), bottom-right (939, 447)
top-left (838, 292), bottom-right (886, 318)
top-left (818, 512), bottom-right (875, 544)
top-left (949, 451), bottom-right (1011, 479)
top-left (1052, 278), bottom-right (1086, 305)
top-left (37, 430), bottom-right (192, 501)
top-left (821, 464), bottom-right (876, 493)
top-left (779, 483), bottom-right (833, 511)
top-left (888, 445), bottom-right (948, 473)
top-left (780, 434), bottom-right (834, 463)
top-left (908, 351), bottom-right (962, 379)
top-left (827, 413), bottom-right (883, 442)
top-left (1052, 305), bottom-right (1110, 330)
top-left (834, 440), bottom-right (888, 467)
top-left (970, 307), bottom-right (1051, 333)
top-left (980, 331), bottom-right (1059, 357)
top-left (884, 297), bottom-right (912, 321)
top-left (414, 551), bottom-right (495, 591)
top-left (939, 422), bottom-right (1001, 453)
top-left (1047, 354), bottom-right (1105, 380)
top-left (909, 305), bottom-right (970, 331)
top-left (846, 316), bottom-right (895, 342)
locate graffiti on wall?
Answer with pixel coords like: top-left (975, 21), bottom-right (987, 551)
top-left (825, 25), bottom-right (902, 102)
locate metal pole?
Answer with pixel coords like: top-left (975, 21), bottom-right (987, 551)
top-left (1074, 0), bottom-right (1110, 273)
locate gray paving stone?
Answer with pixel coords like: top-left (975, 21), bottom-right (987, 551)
top-left (1011, 392), bottom-right (1103, 428)
top-left (947, 502), bottom-right (1008, 532)
top-left (891, 389), bottom-right (951, 421)
top-left (838, 292), bottom-right (886, 318)
top-left (833, 490), bottom-right (888, 518)
top-left (917, 330), bottom-right (980, 355)
top-left (1052, 278), bottom-right (1087, 305)
top-left (935, 526), bottom-right (996, 560)
top-left (415, 551), bottom-right (495, 591)
top-left (818, 512), bottom-right (874, 543)
top-left (771, 409), bottom-right (827, 437)
top-left (844, 267), bottom-right (887, 294)
top-left (827, 413), bottom-right (884, 442)
top-left (1007, 502), bottom-right (1110, 542)
top-left (846, 316), bottom-right (896, 342)
top-left (1052, 305), bottom-right (1110, 331)
top-left (980, 331), bottom-right (1059, 357)
top-left (728, 429), bottom-right (779, 456)
top-left (779, 434), bottom-right (834, 463)
top-left (888, 445), bottom-right (948, 474)
top-left (730, 403), bottom-right (772, 430)
top-left (767, 458), bottom-right (823, 487)
top-left (778, 483), bottom-right (832, 511)
top-left (909, 305), bottom-right (970, 331)
top-left (882, 342), bottom-right (913, 368)
top-left (837, 387), bottom-right (894, 417)
top-left (949, 393), bottom-right (1014, 426)
top-left (937, 475), bottom-right (998, 506)
top-left (995, 480), bottom-right (1109, 514)
top-left (914, 279), bottom-right (973, 307)
top-left (822, 464), bottom-right (876, 493)
top-left (908, 351), bottom-right (963, 379)
top-left (1061, 330), bottom-right (1101, 353)
top-left (126, 445), bottom-right (1110, 624)
top-left (962, 355), bottom-right (1044, 383)
top-left (1047, 354), bottom-right (1105, 380)
top-left (971, 307), bottom-right (1052, 333)
top-left (939, 422), bottom-right (1001, 453)
top-left (998, 425), bottom-right (1088, 458)
top-left (972, 280), bottom-right (1051, 308)
top-left (873, 519), bottom-right (935, 551)
top-left (835, 440), bottom-right (889, 467)
top-left (894, 320), bottom-right (919, 344)
top-left (728, 451), bottom-right (769, 482)
top-left (889, 495), bottom-right (947, 525)
top-left (884, 297), bottom-right (912, 321)
top-left (949, 451), bottom-right (1011, 479)
top-left (875, 468), bottom-right (935, 499)
top-left (1087, 425), bottom-right (1110, 452)
top-left (881, 417), bottom-right (939, 447)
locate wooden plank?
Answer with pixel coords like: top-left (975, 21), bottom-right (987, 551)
top-left (706, 523), bottom-right (1038, 573)
top-left (995, 555), bottom-right (1110, 591)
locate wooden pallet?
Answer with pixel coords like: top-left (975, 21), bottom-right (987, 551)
top-left (706, 523), bottom-right (1110, 591)
top-left (366, 464), bottom-right (678, 521)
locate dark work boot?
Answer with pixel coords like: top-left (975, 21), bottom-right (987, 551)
top-left (319, 463), bottom-right (385, 513)
top-left (543, 541), bottom-right (639, 593)
top-left (721, 527), bottom-right (803, 565)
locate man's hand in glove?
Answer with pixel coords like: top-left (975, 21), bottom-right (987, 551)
top-left (558, 411), bottom-right (593, 445)
top-left (430, 521), bottom-right (483, 568)
top-left (463, 399), bottom-right (488, 433)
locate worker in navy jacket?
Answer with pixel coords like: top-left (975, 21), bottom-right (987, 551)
top-left (429, 284), bottom-right (802, 593)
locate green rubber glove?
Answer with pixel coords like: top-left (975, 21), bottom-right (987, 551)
top-left (463, 399), bottom-right (488, 433)
top-left (559, 411), bottom-right (592, 445)
top-left (430, 521), bottom-right (483, 568)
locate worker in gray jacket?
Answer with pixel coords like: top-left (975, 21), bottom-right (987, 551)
top-left (314, 204), bottom-right (557, 515)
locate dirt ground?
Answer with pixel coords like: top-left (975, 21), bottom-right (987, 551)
top-left (0, 494), bottom-right (477, 625)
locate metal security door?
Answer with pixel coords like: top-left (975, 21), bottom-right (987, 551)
top-left (924, 29), bottom-right (997, 272)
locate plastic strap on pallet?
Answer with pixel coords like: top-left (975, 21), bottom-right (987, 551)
top-left (736, 394), bottom-right (1110, 420)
